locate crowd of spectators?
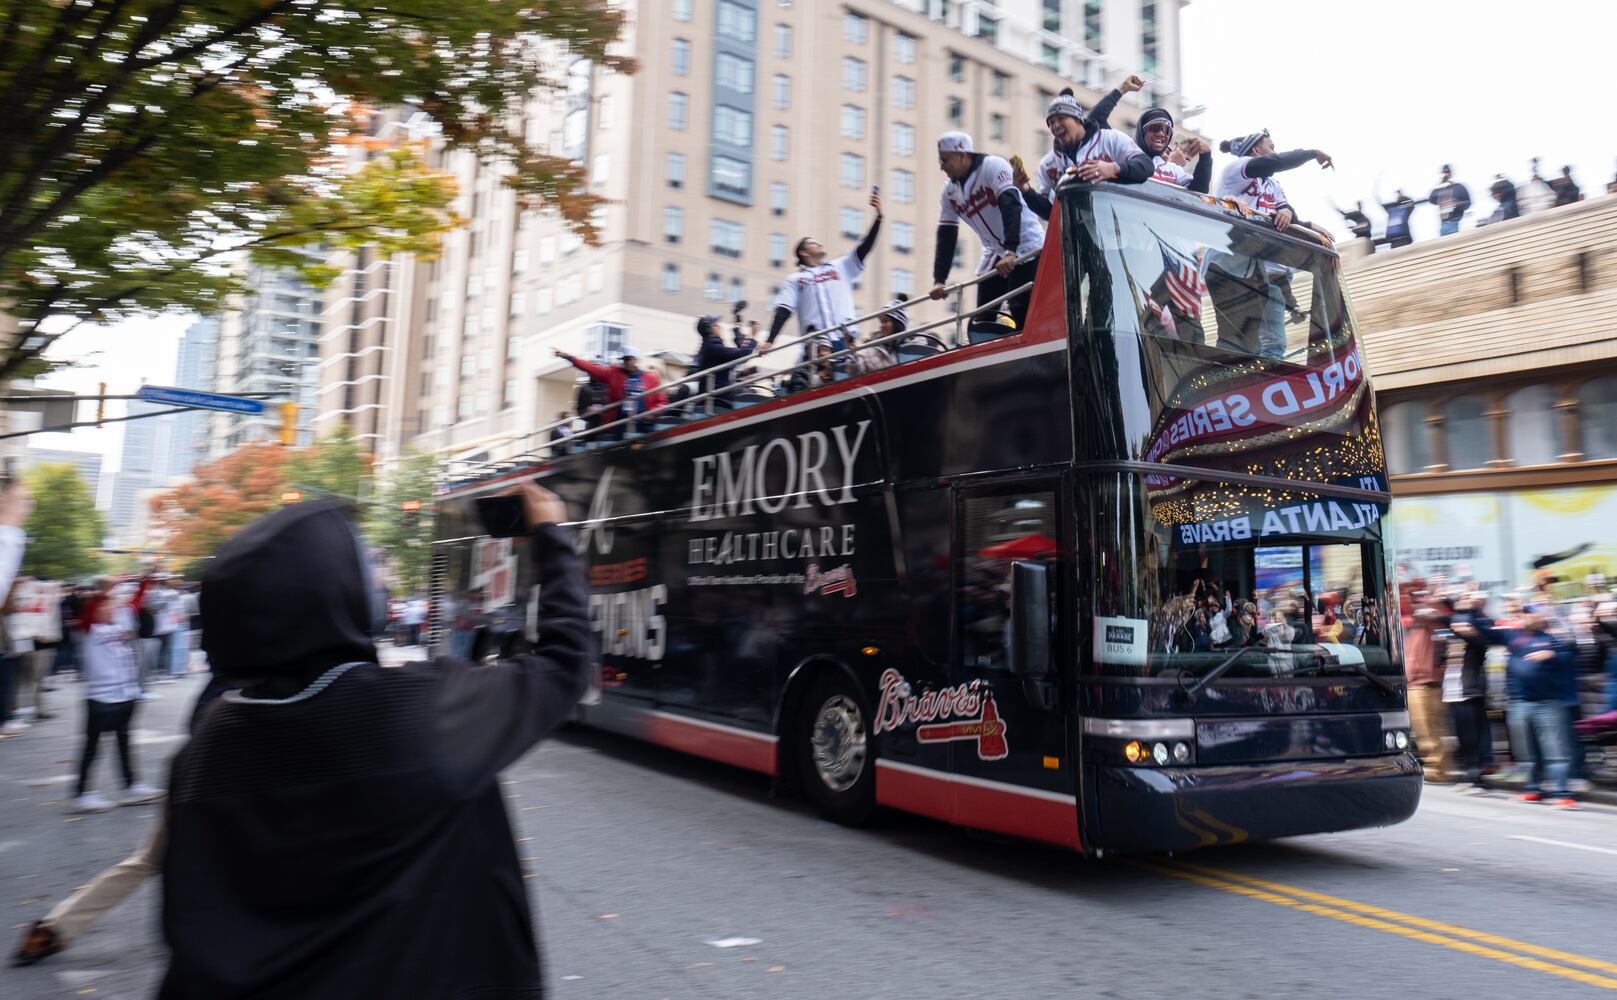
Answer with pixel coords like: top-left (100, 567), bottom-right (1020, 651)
top-left (1341, 157), bottom-right (1617, 252)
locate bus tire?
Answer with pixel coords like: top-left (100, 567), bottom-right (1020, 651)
top-left (795, 672), bottom-right (876, 825)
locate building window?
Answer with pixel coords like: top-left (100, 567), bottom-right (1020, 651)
top-left (947, 52), bottom-right (964, 82)
top-left (773, 22), bottom-right (792, 59)
top-left (717, 0), bottom-right (756, 43)
top-left (840, 104), bottom-right (867, 140)
top-left (946, 97), bottom-right (963, 126)
top-left (667, 91), bottom-right (689, 130)
top-left (991, 70), bottom-right (1007, 98)
top-left (535, 287), bottom-right (553, 314)
top-left (711, 155), bottom-right (752, 198)
top-left (1506, 385), bottom-right (1558, 466)
top-left (539, 236), bottom-right (555, 264)
top-left (728, 277), bottom-right (744, 302)
top-left (710, 219), bottom-right (745, 258)
top-left (586, 322), bottom-right (630, 361)
top-left (661, 263), bottom-right (681, 292)
top-left (586, 263), bottom-right (603, 294)
top-left (716, 52), bottom-right (755, 94)
top-left (890, 168), bottom-right (915, 204)
top-left (1042, 0), bottom-right (1062, 32)
top-left (705, 273), bottom-right (722, 300)
top-left (509, 291), bottom-right (525, 317)
top-left (769, 233), bottom-right (787, 268)
top-left (672, 0), bottom-right (692, 22)
top-left (892, 269), bottom-right (914, 298)
top-left (839, 153), bottom-right (866, 189)
top-left (892, 121), bottom-right (915, 157)
top-left (513, 248), bottom-right (529, 274)
top-left (1579, 377), bottom-right (1617, 459)
top-left (1141, 1), bottom-right (1159, 75)
top-left (770, 181), bottom-right (788, 216)
top-left (839, 207), bottom-right (863, 240)
top-left (772, 73), bottom-right (791, 111)
top-left (1084, 0), bottom-right (1103, 50)
top-left (894, 31), bottom-right (916, 64)
top-left (893, 221), bottom-right (915, 254)
top-left (893, 75), bottom-right (916, 111)
top-left (844, 12), bottom-right (868, 44)
top-left (663, 206), bottom-right (683, 243)
top-left (1041, 42), bottom-right (1060, 71)
top-left (713, 105), bottom-right (753, 146)
top-left (770, 125), bottom-right (789, 160)
top-left (666, 151), bottom-right (686, 188)
top-left (503, 377), bottom-right (517, 409)
top-left (590, 152), bottom-right (610, 185)
top-left (990, 112), bottom-right (1006, 142)
top-left (842, 57), bottom-right (867, 92)
top-left (672, 38), bottom-right (690, 76)
top-left (974, 9), bottom-right (998, 43)
top-left (1444, 395), bottom-right (1492, 470)
top-left (1381, 402), bottom-right (1429, 476)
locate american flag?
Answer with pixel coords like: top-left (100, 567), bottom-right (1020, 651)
top-left (1158, 238), bottom-right (1207, 318)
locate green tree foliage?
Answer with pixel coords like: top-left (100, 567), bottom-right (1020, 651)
top-left (0, 0), bottom-right (633, 378)
top-left (367, 449), bottom-right (442, 595)
top-left (286, 424), bottom-right (373, 501)
top-left (20, 463), bottom-right (105, 580)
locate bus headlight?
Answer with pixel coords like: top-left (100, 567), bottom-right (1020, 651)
top-left (1173, 741), bottom-right (1191, 763)
top-left (1385, 731), bottom-right (1396, 750)
top-left (1124, 740), bottom-right (1146, 763)
top-left (1152, 742), bottom-right (1170, 765)
top-left (1394, 731), bottom-right (1409, 750)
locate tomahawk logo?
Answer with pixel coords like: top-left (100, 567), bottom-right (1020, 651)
top-left (916, 689), bottom-right (1009, 761)
top-left (576, 469), bottom-right (616, 556)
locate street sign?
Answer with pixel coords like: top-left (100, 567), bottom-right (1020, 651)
top-left (135, 385), bottom-right (267, 414)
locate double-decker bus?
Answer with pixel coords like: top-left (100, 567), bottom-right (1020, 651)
top-left (431, 178), bottom-right (1420, 854)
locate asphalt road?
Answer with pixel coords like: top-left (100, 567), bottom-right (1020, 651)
top-left (5, 667), bottom-right (1617, 1000)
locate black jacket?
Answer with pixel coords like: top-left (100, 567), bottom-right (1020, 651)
top-left (1449, 611), bottom-right (1493, 700)
top-left (161, 502), bottom-right (590, 999)
top-left (696, 333), bottom-right (753, 393)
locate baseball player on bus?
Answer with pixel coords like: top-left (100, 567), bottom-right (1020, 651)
top-left (766, 190), bottom-right (883, 354)
top-left (927, 131), bottom-right (1046, 332)
top-left (1019, 86), bottom-right (1154, 222)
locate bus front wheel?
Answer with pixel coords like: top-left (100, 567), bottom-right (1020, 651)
top-left (795, 672), bottom-right (876, 825)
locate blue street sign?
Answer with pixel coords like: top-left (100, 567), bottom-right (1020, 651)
top-left (134, 385), bottom-right (268, 414)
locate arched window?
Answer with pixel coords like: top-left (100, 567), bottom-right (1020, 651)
top-left (1579, 377), bottom-right (1617, 460)
top-left (1380, 402), bottom-right (1428, 475)
top-left (1443, 395), bottom-right (1492, 470)
top-left (1506, 384), bottom-right (1558, 466)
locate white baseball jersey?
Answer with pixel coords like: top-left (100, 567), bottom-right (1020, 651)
top-left (940, 154), bottom-right (1045, 275)
top-left (1150, 155), bottom-right (1194, 187)
top-left (1035, 129), bottom-right (1147, 199)
top-left (771, 251), bottom-right (866, 339)
top-left (1218, 157), bottom-right (1288, 213)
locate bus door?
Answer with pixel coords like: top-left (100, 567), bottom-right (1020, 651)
top-left (949, 481), bottom-right (1080, 845)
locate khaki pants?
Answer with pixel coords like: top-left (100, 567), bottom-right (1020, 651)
top-left (44, 816), bottom-right (164, 943)
top-left (1407, 684), bottom-right (1453, 778)
top-left (16, 649), bottom-right (50, 717)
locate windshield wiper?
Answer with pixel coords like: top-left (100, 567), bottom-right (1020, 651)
top-left (1290, 653), bottom-right (1401, 696)
top-left (1177, 646), bottom-right (1260, 703)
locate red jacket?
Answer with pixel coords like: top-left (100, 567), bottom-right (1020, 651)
top-left (566, 357), bottom-right (667, 422)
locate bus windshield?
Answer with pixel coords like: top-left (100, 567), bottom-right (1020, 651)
top-left (1091, 473), bottom-right (1397, 681)
top-left (1081, 190), bottom-right (1353, 362)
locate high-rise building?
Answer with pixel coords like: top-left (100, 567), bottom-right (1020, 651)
top-left (320, 1), bottom-right (1187, 468)
top-left (24, 447), bottom-right (104, 506)
top-left (167, 316), bottom-right (218, 480)
top-left (212, 266), bottom-right (323, 452)
top-left (108, 396), bottom-right (170, 535)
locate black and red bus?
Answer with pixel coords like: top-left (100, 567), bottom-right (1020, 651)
top-left (431, 179), bottom-right (1420, 854)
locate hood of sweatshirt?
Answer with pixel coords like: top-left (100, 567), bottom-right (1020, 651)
top-left (199, 500), bottom-right (379, 679)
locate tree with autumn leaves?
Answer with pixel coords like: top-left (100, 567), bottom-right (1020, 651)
top-left (149, 443), bottom-right (294, 572)
top-left (0, 0), bottom-right (633, 378)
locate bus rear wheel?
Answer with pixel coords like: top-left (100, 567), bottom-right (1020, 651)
top-left (795, 673), bottom-right (876, 825)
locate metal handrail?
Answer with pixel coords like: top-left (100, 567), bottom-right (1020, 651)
top-left (467, 250), bottom-right (1043, 477)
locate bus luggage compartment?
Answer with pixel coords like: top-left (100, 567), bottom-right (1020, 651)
top-left (1089, 753), bottom-right (1421, 853)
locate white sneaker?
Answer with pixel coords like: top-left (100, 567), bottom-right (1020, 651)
top-left (122, 783), bottom-right (165, 805)
top-left (71, 792), bottom-right (116, 813)
top-left (1, 719), bottom-right (29, 734)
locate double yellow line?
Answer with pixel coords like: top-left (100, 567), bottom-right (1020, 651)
top-left (1136, 859), bottom-right (1617, 990)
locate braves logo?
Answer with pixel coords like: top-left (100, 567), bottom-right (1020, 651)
top-left (803, 563), bottom-right (857, 598)
top-left (873, 669), bottom-right (1009, 760)
top-left (576, 468), bottom-right (615, 556)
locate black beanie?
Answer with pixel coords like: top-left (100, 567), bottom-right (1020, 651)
top-left (1135, 108), bottom-right (1174, 150)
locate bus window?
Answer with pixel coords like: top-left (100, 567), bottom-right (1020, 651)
top-left (1078, 192), bottom-right (1353, 364)
top-left (1091, 474), bottom-right (1394, 682)
top-left (959, 491), bottom-right (1057, 672)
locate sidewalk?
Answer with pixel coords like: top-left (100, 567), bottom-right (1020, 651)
top-left (0, 674), bottom-right (203, 998)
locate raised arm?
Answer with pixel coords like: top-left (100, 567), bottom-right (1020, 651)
top-left (554, 349), bottom-right (611, 382)
top-left (428, 484), bottom-right (592, 793)
top-left (1246, 148), bottom-right (1330, 179)
top-left (853, 190), bottom-right (883, 264)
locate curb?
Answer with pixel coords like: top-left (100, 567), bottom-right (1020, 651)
top-left (1476, 775), bottom-right (1617, 808)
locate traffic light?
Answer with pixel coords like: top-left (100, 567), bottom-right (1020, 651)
top-left (95, 381), bottom-right (107, 427)
top-left (279, 400), bottom-right (298, 446)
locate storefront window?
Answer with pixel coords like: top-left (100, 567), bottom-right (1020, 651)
top-left (1443, 395), bottom-right (1491, 470)
top-left (1506, 384), bottom-right (1558, 466)
top-left (1579, 377), bottom-right (1617, 460)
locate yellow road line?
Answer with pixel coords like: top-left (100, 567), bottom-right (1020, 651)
top-left (1134, 861), bottom-right (1617, 991)
top-left (1179, 861), bottom-right (1617, 977)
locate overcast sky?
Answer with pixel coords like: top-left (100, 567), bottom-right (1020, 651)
top-left (32, 0), bottom-right (1617, 473)
top-left (1179, 0), bottom-right (1617, 241)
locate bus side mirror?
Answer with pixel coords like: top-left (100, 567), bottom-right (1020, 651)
top-left (1009, 560), bottom-right (1053, 678)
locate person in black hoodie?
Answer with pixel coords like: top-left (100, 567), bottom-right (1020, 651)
top-left (1446, 593), bottom-right (1496, 788)
top-left (694, 313), bottom-right (756, 410)
top-left (159, 484), bottom-right (589, 999)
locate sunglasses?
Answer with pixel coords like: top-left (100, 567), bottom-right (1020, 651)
top-left (1144, 121), bottom-right (1173, 135)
